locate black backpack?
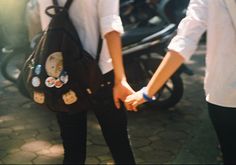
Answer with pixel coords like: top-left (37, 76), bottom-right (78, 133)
top-left (17, 0), bottom-right (103, 112)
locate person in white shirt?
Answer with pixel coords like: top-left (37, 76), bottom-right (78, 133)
top-left (38, 0), bottom-right (136, 164)
top-left (125, 0), bottom-right (236, 164)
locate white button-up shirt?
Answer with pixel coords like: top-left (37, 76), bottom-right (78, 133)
top-left (168, 0), bottom-right (236, 107)
top-left (38, 0), bottom-right (124, 74)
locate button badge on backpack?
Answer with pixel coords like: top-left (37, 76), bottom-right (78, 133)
top-left (33, 91), bottom-right (45, 104)
top-left (59, 71), bottom-right (69, 84)
top-left (34, 65), bottom-right (42, 75)
top-left (45, 77), bottom-right (56, 88)
top-left (32, 76), bottom-right (41, 87)
top-left (62, 90), bottom-right (78, 105)
top-left (45, 52), bottom-right (63, 78)
top-left (55, 79), bottom-right (63, 88)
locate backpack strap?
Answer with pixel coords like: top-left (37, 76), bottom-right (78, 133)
top-left (96, 37), bottom-right (103, 62)
top-left (64, 0), bottom-right (73, 11)
top-left (52, 0), bottom-right (60, 13)
top-left (46, 0), bottom-right (73, 16)
top-left (51, 0), bottom-right (102, 62)
top-left (52, 0), bottom-right (73, 11)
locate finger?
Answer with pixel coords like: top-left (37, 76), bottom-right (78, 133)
top-left (132, 101), bottom-right (139, 111)
top-left (113, 96), bottom-right (120, 109)
top-left (124, 102), bottom-right (132, 111)
top-left (126, 106), bottom-right (136, 112)
top-left (131, 106), bottom-right (138, 112)
top-left (124, 101), bottom-right (137, 112)
top-left (124, 100), bottom-right (136, 111)
top-left (128, 104), bottom-right (136, 112)
top-left (115, 101), bottom-right (121, 109)
top-left (132, 106), bottom-right (138, 112)
top-left (124, 95), bottom-right (135, 103)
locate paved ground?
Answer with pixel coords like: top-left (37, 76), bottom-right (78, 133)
top-left (0, 44), bottom-right (223, 164)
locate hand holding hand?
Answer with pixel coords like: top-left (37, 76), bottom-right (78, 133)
top-left (125, 90), bottom-right (146, 111)
top-left (113, 79), bottom-right (135, 109)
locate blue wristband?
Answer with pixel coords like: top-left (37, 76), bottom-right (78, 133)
top-left (141, 87), bottom-right (156, 102)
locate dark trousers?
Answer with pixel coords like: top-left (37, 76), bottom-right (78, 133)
top-left (208, 102), bottom-right (236, 165)
top-left (56, 74), bottom-right (135, 164)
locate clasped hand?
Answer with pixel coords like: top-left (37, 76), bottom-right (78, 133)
top-left (124, 89), bottom-right (146, 111)
top-left (112, 80), bottom-right (146, 111)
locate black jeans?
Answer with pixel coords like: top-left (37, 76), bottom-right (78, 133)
top-left (208, 102), bottom-right (236, 165)
top-left (56, 73), bottom-right (135, 164)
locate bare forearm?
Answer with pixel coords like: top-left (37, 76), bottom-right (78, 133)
top-left (146, 50), bottom-right (185, 97)
top-left (105, 31), bottom-right (126, 83)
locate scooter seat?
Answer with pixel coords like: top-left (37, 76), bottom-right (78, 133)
top-left (122, 25), bottom-right (165, 46)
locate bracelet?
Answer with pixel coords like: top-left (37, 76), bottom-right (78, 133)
top-left (141, 87), bottom-right (156, 102)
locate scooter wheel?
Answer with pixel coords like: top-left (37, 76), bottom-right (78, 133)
top-left (147, 74), bottom-right (183, 110)
top-left (125, 56), bottom-right (184, 110)
top-left (1, 48), bottom-right (26, 83)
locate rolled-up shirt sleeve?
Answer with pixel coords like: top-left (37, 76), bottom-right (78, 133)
top-left (168, 0), bottom-right (208, 61)
top-left (98, 0), bottom-right (124, 38)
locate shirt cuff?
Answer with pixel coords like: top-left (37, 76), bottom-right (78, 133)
top-left (167, 35), bottom-right (198, 61)
top-left (100, 15), bottom-right (124, 38)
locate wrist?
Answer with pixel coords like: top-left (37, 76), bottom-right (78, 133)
top-left (114, 76), bottom-right (127, 85)
top-left (141, 87), bottom-right (156, 102)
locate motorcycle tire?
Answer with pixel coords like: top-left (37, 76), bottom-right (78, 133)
top-left (1, 49), bottom-right (26, 83)
top-left (147, 74), bottom-right (183, 110)
top-left (125, 55), bottom-right (184, 110)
